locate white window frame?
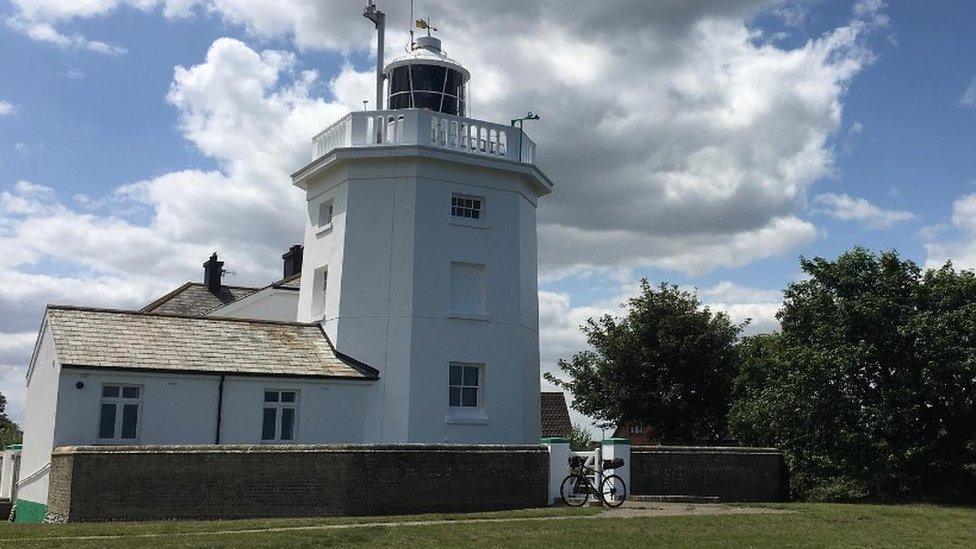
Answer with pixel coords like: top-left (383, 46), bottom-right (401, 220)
top-left (316, 198), bottom-right (334, 234)
top-left (450, 193), bottom-right (487, 228)
top-left (446, 362), bottom-right (489, 425)
top-left (97, 384), bottom-right (143, 443)
top-left (262, 389), bottom-right (299, 442)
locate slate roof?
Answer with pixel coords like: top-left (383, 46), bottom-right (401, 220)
top-left (541, 392), bottom-right (573, 437)
top-left (272, 273), bottom-right (302, 290)
top-left (141, 283), bottom-right (261, 316)
top-left (45, 305), bottom-right (378, 379)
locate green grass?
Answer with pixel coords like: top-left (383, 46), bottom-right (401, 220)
top-left (0, 503), bottom-right (972, 548)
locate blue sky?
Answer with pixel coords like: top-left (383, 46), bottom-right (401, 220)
top-left (1, 0), bottom-right (976, 427)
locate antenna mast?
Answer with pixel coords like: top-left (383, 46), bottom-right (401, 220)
top-left (409, 0), bottom-right (415, 50)
top-left (363, 1), bottom-right (386, 111)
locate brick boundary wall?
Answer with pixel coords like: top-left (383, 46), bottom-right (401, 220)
top-left (47, 444), bottom-right (549, 522)
top-left (630, 446), bottom-right (788, 502)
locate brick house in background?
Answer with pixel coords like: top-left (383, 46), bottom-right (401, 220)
top-left (612, 421), bottom-right (657, 445)
top-left (540, 392), bottom-right (573, 438)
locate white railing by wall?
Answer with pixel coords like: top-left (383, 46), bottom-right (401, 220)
top-left (312, 109), bottom-right (537, 165)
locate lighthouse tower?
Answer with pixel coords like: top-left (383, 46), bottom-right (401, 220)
top-left (292, 23), bottom-right (553, 443)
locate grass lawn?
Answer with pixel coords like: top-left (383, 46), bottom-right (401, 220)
top-left (0, 503), bottom-right (972, 548)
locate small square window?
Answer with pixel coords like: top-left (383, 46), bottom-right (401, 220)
top-left (448, 362), bottom-right (482, 408)
top-left (450, 194), bottom-right (484, 224)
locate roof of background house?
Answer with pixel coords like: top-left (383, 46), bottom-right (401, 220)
top-left (141, 282), bottom-right (261, 316)
top-left (271, 273), bottom-right (302, 290)
top-left (44, 305), bottom-right (378, 380)
top-left (541, 391), bottom-right (573, 437)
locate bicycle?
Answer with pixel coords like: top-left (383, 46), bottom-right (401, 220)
top-left (559, 455), bottom-right (627, 508)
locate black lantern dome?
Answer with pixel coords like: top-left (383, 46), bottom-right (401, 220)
top-left (384, 36), bottom-right (471, 116)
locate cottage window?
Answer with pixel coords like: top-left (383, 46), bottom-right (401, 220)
top-left (449, 363), bottom-right (482, 408)
top-left (262, 390), bottom-right (298, 441)
top-left (98, 384), bottom-right (141, 441)
top-left (629, 425), bottom-right (644, 435)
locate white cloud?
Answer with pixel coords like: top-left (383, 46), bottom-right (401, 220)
top-left (813, 192), bottom-right (915, 229)
top-left (962, 76), bottom-right (976, 108)
top-left (926, 193), bottom-right (976, 269)
top-left (774, 3), bottom-right (808, 28)
top-left (699, 281), bottom-right (781, 334)
top-left (0, 101), bottom-right (14, 116)
top-left (5, 15), bottom-right (128, 54)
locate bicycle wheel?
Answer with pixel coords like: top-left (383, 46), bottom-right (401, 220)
top-left (560, 474), bottom-right (589, 507)
top-left (600, 474), bottom-right (627, 508)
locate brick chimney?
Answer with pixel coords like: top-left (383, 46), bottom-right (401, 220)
top-left (282, 244), bottom-right (304, 278)
top-left (203, 253), bottom-right (224, 293)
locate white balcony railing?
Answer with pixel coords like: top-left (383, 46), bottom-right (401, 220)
top-left (312, 109), bottom-right (537, 165)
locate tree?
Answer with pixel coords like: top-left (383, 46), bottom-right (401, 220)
top-left (0, 392), bottom-right (22, 448)
top-left (546, 280), bottom-right (744, 443)
top-left (568, 422), bottom-right (594, 451)
top-left (729, 248), bottom-right (976, 502)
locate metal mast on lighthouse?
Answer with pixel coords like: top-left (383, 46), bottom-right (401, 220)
top-left (363, 1), bottom-right (386, 110)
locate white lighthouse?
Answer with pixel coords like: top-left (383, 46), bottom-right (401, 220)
top-left (292, 15), bottom-right (553, 443)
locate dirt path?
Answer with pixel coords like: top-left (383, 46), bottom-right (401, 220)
top-left (601, 501), bottom-right (792, 518)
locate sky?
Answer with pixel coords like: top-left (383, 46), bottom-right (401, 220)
top-left (1, 1), bottom-right (975, 431)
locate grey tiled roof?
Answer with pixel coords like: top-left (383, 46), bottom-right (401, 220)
top-left (141, 283), bottom-right (260, 316)
top-left (541, 392), bottom-right (573, 437)
top-left (272, 273), bottom-right (302, 290)
top-left (45, 306), bottom-right (377, 379)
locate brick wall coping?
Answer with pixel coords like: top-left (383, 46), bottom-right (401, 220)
top-left (631, 445), bottom-right (782, 455)
top-left (53, 444), bottom-right (548, 456)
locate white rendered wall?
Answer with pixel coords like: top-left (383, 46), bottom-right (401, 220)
top-left (208, 288), bottom-right (299, 322)
top-left (218, 377), bottom-right (373, 443)
top-left (296, 150), bottom-right (547, 444)
top-left (17, 324), bottom-right (60, 507)
top-left (55, 369), bottom-right (220, 446)
top-left (54, 369), bottom-right (373, 447)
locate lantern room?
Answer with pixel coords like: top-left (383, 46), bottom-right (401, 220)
top-left (384, 35), bottom-right (471, 117)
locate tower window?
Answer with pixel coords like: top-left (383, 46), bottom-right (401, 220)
top-left (312, 267), bottom-right (328, 319)
top-left (451, 194), bottom-right (483, 220)
top-left (449, 363), bottom-right (482, 407)
top-left (318, 198), bottom-right (334, 228)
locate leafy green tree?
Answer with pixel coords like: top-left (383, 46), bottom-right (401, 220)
top-left (730, 248), bottom-right (976, 502)
top-left (546, 280), bottom-right (744, 443)
top-left (0, 392), bottom-right (22, 448)
top-left (568, 422), bottom-right (594, 451)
